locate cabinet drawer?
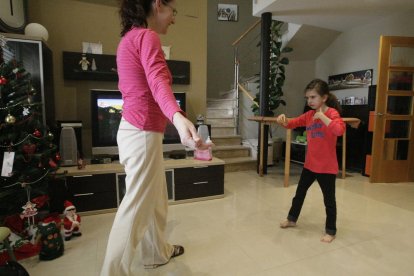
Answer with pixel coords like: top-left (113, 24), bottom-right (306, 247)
top-left (174, 165), bottom-right (224, 200)
top-left (66, 173), bottom-right (117, 212)
top-left (71, 192), bottom-right (117, 212)
top-left (66, 173), bottom-right (116, 194)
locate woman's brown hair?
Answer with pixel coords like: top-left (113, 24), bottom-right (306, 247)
top-left (119, 0), bottom-right (174, 36)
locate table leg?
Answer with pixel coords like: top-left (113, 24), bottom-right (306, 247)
top-left (342, 129), bottom-right (346, 179)
top-left (284, 129), bottom-right (291, 187)
top-left (259, 122), bottom-right (264, 176)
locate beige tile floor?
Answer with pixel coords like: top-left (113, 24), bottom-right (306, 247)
top-left (20, 164), bottom-right (414, 276)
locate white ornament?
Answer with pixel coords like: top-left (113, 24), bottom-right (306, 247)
top-left (23, 107), bottom-right (30, 116)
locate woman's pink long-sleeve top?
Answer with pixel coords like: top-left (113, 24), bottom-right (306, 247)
top-left (286, 108), bottom-right (345, 174)
top-left (117, 27), bottom-right (182, 133)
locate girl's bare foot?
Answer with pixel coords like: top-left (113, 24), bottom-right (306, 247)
top-left (280, 220), bottom-right (296, 228)
top-left (321, 234), bottom-right (335, 243)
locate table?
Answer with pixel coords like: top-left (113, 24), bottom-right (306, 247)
top-left (248, 116), bottom-right (361, 187)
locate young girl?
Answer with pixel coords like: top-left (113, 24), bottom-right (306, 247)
top-left (276, 79), bottom-right (345, 243)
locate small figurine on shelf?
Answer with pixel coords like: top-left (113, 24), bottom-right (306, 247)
top-left (91, 58), bottom-right (97, 71)
top-left (62, 200), bottom-right (81, 241)
top-left (79, 54), bottom-right (90, 71)
top-left (36, 216), bottom-right (64, 261)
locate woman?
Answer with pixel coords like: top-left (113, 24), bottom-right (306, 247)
top-left (101, 1), bottom-right (204, 274)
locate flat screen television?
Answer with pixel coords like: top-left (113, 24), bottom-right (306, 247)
top-left (91, 89), bottom-right (186, 157)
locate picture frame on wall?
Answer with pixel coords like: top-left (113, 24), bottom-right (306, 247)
top-left (217, 4), bottom-right (238, 22)
top-left (328, 69), bottom-right (373, 91)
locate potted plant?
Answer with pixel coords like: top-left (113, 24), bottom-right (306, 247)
top-left (252, 20), bottom-right (293, 116)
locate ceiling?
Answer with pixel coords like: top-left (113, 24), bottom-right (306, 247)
top-left (253, 0), bottom-right (414, 32)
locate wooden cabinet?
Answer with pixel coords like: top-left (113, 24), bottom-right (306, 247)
top-left (174, 165), bottom-right (224, 200)
top-left (60, 158), bottom-right (225, 214)
top-left (66, 173), bottom-right (117, 212)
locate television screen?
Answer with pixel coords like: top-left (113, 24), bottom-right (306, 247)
top-left (91, 89), bottom-right (186, 156)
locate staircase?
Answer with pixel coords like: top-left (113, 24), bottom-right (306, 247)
top-left (206, 90), bottom-right (257, 172)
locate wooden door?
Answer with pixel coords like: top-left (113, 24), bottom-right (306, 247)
top-left (370, 36), bottom-right (414, 182)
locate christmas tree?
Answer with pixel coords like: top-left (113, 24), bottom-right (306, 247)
top-left (0, 35), bottom-right (59, 223)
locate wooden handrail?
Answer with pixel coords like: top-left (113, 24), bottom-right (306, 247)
top-left (238, 83), bottom-right (259, 107)
top-left (232, 19), bottom-right (261, 46)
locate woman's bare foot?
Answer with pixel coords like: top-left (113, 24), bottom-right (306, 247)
top-left (280, 220), bottom-right (296, 228)
top-left (321, 234), bottom-right (335, 243)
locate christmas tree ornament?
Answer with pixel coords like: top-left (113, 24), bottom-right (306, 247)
top-left (0, 75), bottom-right (7, 85)
top-left (22, 143), bottom-right (37, 155)
top-left (33, 129), bottom-right (42, 137)
top-left (47, 131), bottom-right (54, 141)
top-left (27, 95), bottom-right (33, 104)
top-left (5, 113), bottom-right (16, 124)
top-left (48, 158), bottom-right (57, 168)
top-left (23, 107), bottom-right (30, 116)
top-left (55, 152), bottom-right (61, 161)
top-left (21, 201), bottom-right (38, 227)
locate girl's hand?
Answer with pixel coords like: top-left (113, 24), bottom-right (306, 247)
top-left (313, 108), bottom-right (325, 120)
top-left (276, 114), bottom-right (288, 126)
top-left (173, 112), bottom-right (201, 149)
top-left (313, 108), bottom-right (332, 126)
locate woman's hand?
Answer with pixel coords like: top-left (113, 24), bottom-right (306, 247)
top-left (276, 114), bottom-right (288, 126)
top-left (172, 112), bottom-right (201, 149)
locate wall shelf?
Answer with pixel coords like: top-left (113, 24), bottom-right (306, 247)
top-left (62, 51), bottom-right (190, 84)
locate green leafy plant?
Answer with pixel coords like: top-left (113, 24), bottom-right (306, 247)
top-left (252, 20), bottom-right (293, 116)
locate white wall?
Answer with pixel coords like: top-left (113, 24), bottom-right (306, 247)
top-left (316, 10), bottom-right (414, 84)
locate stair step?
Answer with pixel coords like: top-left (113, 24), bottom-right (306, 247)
top-left (222, 157), bottom-right (257, 172)
top-left (212, 145), bottom-right (250, 159)
top-left (218, 89), bottom-right (236, 99)
top-left (207, 99), bottom-right (236, 108)
top-left (206, 118), bottom-right (235, 127)
top-left (211, 126), bottom-right (236, 136)
top-left (211, 135), bottom-right (242, 146)
top-left (206, 108), bottom-right (234, 118)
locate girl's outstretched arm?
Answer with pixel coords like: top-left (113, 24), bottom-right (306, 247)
top-left (276, 114), bottom-right (289, 126)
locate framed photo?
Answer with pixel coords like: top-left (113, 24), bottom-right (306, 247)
top-left (217, 4), bottom-right (238, 22)
top-left (328, 69), bottom-right (373, 91)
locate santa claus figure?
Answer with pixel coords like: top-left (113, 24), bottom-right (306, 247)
top-left (63, 200), bottom-right (82, 241)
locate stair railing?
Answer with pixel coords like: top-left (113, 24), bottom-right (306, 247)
top-left (232, 19), bottom-right (261, 135)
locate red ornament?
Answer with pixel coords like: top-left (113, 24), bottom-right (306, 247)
top-left (33, 129), bottom-right (42, 137)
top-left (0, 76), bottom-right (7, 85)
top-left (22, 143), bottom-right (37, 155)
top-left (55, 152), bottom-right (61, 161)
top-left (49, 158), bottom-right (57, 168)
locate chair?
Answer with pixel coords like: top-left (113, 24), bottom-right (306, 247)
top-left (0, 227), bottom-right (16, 262)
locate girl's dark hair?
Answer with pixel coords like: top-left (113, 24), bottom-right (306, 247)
top-left (305, 78), bottom-right (342, 113)
top-left (119, 0), bottom-right (173, 36)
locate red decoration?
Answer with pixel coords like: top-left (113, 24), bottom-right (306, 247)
top-left (33, 129), bottom-right (41, 137)
top-left (0, 76), bottom-right (7, 85)
top-left (31, 195), bottom-right (49, 209)
top-left (22, 143), bottom-right (36, 155)
top-left (55, 152), bottom-right (61, 161)
top-left (49, 158), bottom-right (57, 168)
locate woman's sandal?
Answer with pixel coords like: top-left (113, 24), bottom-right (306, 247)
top-left (144, 245), bottom-right (185, 269)
top-left (171, 245), bottom-right (185, 258)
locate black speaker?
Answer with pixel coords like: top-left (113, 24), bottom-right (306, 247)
top-left (368, 85), bottom-right (377, 111)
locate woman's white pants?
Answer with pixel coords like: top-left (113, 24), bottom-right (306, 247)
top-left (100, 119), bottom-right (173, 276)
